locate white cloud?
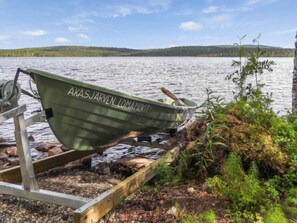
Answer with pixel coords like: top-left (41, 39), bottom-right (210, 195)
top-left (107, 0), bottom-right (171, 18)
top-left (176, 9), bottom-right (193, 16)
top-left (245, 0), bottom-right (278, 6)
top-left (22, 29), bottom-right (48, 36)
top-left (54, 37), bottom-right (71, 43)
top-left (275, 28), bottom-right (297, 35)
top-left (59, 11), bottom-right (97, 32)
top-left (245, 0), bottom-right (262, 5)
top-left (168, 44), bottom-right (181, 48)
top-left (202, 5), bottom-right (251, 14)
top-left (202, 6), bottom-right (218, 13)
top-left (207, 15), bottom-right (233, 28)
top-left (148, 0), bottom-right (171, 8)
top-left (109, 5), bottom-right (152, 17)
top-left (0, 34), bottom-right (9, 41)
top-left (78, 33), bottom-right (88, 39)
top-left (179, 21), bottom-right (203, 31)
top-left (68, 26), bottom-right (80, 32)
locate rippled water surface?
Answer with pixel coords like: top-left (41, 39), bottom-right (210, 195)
top-left (0, 57), bottom-right (294, 142)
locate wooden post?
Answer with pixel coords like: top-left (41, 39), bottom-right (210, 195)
top-left (292, 32), bottom-right (297, 112)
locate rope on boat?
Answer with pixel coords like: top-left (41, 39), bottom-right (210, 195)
top-left (24, 78), bottom-right (41, 100)
top-left (17, 68), bottom-right (41, 100)
top-left (21, 88), bottom-right (41, 100)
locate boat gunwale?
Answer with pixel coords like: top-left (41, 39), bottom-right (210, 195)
top-left (26, 68), bottom-right (197, 110)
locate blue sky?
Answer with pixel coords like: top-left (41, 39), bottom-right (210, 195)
top-left (0, 0), bottom-right (296, 49)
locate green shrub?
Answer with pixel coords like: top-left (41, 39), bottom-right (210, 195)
top-left (201, 209), bottom-right (216, 223)
top-left (264, 206), bottom-right (288, 223)
top-left (172, 34), bottom-right (297, 223)
top-left (207, 152), bottom-right (277, 222)
top-left (152, 160), bottom-right (177, 187)
top-left (179, 209), bottom-right (216, 223)
top-left (282, 188), bottom-right (297, 220)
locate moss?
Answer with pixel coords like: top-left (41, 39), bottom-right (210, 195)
top-left (264, 206), bottom-right (288, 223)
top-left (218, 115), bottom-right (288, 174)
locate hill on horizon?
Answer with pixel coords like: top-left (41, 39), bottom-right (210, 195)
top-left (0, 45), bottom-right (293, 57)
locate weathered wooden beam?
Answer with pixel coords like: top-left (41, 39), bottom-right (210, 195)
top-left (73, 147), bottom-right (180, 223)
top-left (0, 149), bottom-right (97, 183)
top-left (0, 140), bottom-right (172, 183)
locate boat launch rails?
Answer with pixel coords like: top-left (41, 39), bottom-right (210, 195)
top-left (0, 68), bottom-right (182, 222)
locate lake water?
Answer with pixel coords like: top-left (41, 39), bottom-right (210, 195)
top-left (0, 57), bottom-right (294, 143)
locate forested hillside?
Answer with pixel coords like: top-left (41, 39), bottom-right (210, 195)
top-left (0, 45), bottom-right (293, 57)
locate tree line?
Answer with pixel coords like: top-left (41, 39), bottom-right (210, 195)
top-left (0, 45), bottom-right (293, 57)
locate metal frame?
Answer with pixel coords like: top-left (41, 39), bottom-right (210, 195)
top-left (0, 105), bottom-right (92, 209)
top-left (0, 104), bottom-right (179, 222)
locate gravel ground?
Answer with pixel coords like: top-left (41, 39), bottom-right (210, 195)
top-left (0, 133), bottom-right (230, 223)
top-left (0, 161), bottom-right (230, 223)
top-left (0, 163), bottom-right (126, 223)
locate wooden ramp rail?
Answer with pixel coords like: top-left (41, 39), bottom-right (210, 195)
top-left (0, 104), bottom-right (180, 223)
top-left (73, 147), bottom-right (179, 223)
top-left (0, 150), bottom-right (96, 183)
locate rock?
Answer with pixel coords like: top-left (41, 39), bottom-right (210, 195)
top-left (28, 135), bottom-right (35, 141)
top-left (61, 211), bottom-right (69, 220)
top-left (6, 147), bottom-right (18, 157)
top-left (106, 212), bottom-right (117, 222)
top-left (187, 187), bottom-right (196, 194)
top-left (80, 156), bottom-right (92, 166)
top-left (8, 158), bottom-right (19, 166)
top-left (61, 145), bottom-right (71, 151)
top-left (117, 157), bottom-right (154, 171)
top-left (65, 156), bottom-right (92, 168)
top-left (202, 183), bottom-right (209, 190)
top-left (166, 206), bottom-right (178, 217)
top-left (107, 178), bottom-right (122, 185)
top-left (48, 147), bottom-right (63, 156)
top-left (0, 149), bottom-right (8, 159)
top-left (35, 143), bottom-right (55, 152)
top-left (103, 167), bottom-right (111, 175)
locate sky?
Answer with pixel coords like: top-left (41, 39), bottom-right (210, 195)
top-left (0, 0), bottom-right (296, 49)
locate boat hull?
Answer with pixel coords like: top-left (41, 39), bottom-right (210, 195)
top-left (27, 69), bottom-right (197, 151)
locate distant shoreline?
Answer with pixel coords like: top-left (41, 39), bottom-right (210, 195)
top-left (0, 45), bottom-right (293, 57)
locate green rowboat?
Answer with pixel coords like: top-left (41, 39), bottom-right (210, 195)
top-left (26, 69), bottom-right (197, 151)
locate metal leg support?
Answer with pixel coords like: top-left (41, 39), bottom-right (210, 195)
top-left (13, 111), bottom-right (39, 191)
top-left (0, 105), bottom-right (91, 209)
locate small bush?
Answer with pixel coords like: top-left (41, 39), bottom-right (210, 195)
top-left (282, 188), bottom-right (297, 220)
top-left (179, 209), bottom-right (216, 223)
top-left (152, 160), bottom-right (178, 187)
top-left (264, 206), bottom-right (288, 223)
top-left (207, 152), bottom-right (275, 222)
top-left (201, 209), bottom-right (216, 223)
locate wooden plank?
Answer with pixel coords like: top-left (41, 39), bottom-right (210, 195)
top-left (0, 149), bottom-right (97, 183)
top-left (73, 147), bottom-right (180, 223)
